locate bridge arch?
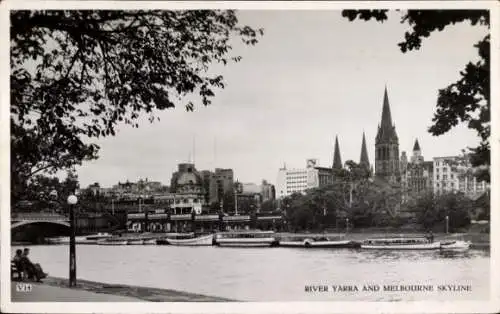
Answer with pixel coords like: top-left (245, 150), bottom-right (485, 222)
top-left (11, 220), bottom-right (70, 230)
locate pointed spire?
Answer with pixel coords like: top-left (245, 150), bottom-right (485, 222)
top-left (376, 86), bottom-right (398, 143)
top-left (381, 86), bottom-right (393, 130)
top-left (413, 139), bottom-right (421, 151)
top-left (360, 132), bottom-right (370, 168)
top-left (332, 135), bottom-right (343, 170)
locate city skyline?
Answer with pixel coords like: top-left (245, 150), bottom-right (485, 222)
top-left (74, 10), bottom-right (488, 188)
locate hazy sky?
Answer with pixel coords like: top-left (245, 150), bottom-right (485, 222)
top-left (75, 10), bottom-right (489, 188)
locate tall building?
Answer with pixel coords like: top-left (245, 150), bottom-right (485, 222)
top-left (261, 180), bottom-right (276, 202)
top-left (199, 168), bottom-right (234, 207)
top-left (276, 159), bottom-right (327, 198)
top-left (433, 155), bottom-right (488, 199)
top-left (375, 87), bottom-right (400, 184)
top-left (406, 139), bottom-right (433, 195)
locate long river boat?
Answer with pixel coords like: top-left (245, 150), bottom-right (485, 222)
top-left (214, 230), bottom-right (278, 247)
top-left (166, 233), bottom-right (214, 246)
top-left (97, 238), bottom-right (129, 245)
top-left (279, 235), bottom-right (360, 248)
top-left (361, 237), bottom-right (441, 250)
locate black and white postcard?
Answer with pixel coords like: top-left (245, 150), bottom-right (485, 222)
top-left (1, 1), bottom-right (499, 313)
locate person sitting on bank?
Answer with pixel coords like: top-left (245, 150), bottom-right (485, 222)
top-left (12, 249), bottom-right (25, 280)
top-left (20, 248), bottom-right (48, 282)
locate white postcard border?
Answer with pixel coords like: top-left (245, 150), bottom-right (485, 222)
top-left (1, 1), bottom-right (498, 313)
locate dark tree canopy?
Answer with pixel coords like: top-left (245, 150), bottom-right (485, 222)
top-left (342, 9), bottom-right (490, 182)
top-left (11, 10), bottom-right (263, 200)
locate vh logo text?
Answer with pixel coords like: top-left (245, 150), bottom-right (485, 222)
top-left (16, 283), bottom-right (32, 293)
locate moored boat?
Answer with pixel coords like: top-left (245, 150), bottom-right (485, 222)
top-left (440, 240), bottom-right (471, 252)
top-left (167, 234), bottom-right (214, 246)
top-left (127, 239), bottom-right (144, 245)
top-left (143, 238), bottom-right (157, 245)
top-left (156, 233), bottom-right (195, 245)
top-left (279, 236), bottom-right (359, 248)
top-left (97, 238), bottom-right (129, 245)
top-left (76, 233), bottom-right (113, 244)
top-left (46, 236), bottom-right (71, 244)
top-left (361, 237), bottom-right (441, 250)
top-left (214, 230), bottom-right (277, 247)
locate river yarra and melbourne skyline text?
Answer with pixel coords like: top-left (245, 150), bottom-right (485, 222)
top-left (305, 284), bottom-right (472, 293)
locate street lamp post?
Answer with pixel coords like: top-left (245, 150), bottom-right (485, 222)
top-left (445, 215), bottom-right (449, 234)
top-left (67, 194), bottom-right (78, 287)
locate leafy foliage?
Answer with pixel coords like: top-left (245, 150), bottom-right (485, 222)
top-left (11, 10), bottom-right (263, 200)
top-left (342, 9), bottom-right (490, 182)
top-left (282, 161), bottom-right (403, 231)
top-left (13, 170), bottom-right (80, 211)
top-left (410, 191), bottom-right (473, 231)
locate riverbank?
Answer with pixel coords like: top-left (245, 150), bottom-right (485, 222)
top-left (11, 276), bottom-right (234, 302)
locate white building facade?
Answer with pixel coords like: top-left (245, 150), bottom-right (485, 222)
top-left (276, 159), bottom-right (322, 198)
top-left (433, 156), bottom-right (488, 199)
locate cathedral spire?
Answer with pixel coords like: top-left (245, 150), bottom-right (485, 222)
top-left (332, 135), bottom-right (343, 170)
top-left (376, 86), bottom-right (398, 144)
top-left (381, 86), bottom-right (393, 130)
top-left (360, 132), bottom-right (370, 168)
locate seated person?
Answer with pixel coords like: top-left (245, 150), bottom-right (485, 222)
top-left (20, 248), bottom-right (48, 282)
top-left (12, 249), bottom-right (24, 279)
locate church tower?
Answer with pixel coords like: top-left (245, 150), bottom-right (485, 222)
top-left (411, 139), bottom-right (424, 163)
top-left (375, 87), bottom-right (400, 184)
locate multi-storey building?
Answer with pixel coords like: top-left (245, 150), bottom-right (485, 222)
top-left (198, 168), bottom-right (234, 208)
top-left (261, 180), bottom-right (276, 202)
top-left (276, 159), bottom-right (332, 198)
top-left (406, 140), bottom-right (433, 194)
top-left (433, 155), bottom-right (488, 199)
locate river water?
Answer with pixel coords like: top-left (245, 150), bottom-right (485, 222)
top-left (12, 245), bottom-right (490, 301)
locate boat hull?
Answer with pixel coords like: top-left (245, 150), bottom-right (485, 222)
top-left (167, 234), bottom-right (214, 246)
top-left (440, 240), bottom-right (471, 252)
top-left (97, 239), bottom-right (129, 245)
top-left (280, 239), bottom-right (359, 248)
top-left (127, 239), bottom-right (144, 245)
top-left (361, 242), bottom-right (441, 250)
top-left (215, 237), bottom-right (277, 247)
top-left (143, 239), bottom-right (157, 245)
top-left (46, 237), bottom-right (70, 244)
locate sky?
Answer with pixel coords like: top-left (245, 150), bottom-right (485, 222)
top-left (75, 10), bottom-right (489, 188)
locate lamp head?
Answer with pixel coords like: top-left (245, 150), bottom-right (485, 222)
top-left (67, 195), bottom-right (78, 205)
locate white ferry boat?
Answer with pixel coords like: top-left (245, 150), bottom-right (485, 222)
top-left (361, 237), bottom-right (441, 250)
top-left (214, 230), bottom-right (277, 248)
top-left (167, 233), bottom-right (214, 246)
top-left (279, 235), bottom-right (359, 248)
top-left (156, 233), bottom-right (195, 245)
